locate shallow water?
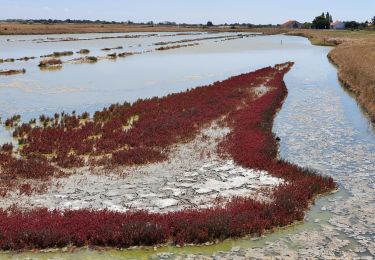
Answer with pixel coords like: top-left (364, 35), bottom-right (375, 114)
top-left (0, 33), bottom-right (374, 259)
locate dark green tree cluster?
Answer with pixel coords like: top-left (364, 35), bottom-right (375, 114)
top-left (312, 12), bottom-right (332, 29)
top-left (345, 21), bottom-right (360, 30)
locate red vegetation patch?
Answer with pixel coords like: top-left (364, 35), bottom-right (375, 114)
top-left (7, 61), bottom-right (283, 172)
top-left (112, 148), bottom-right (167, 166)
top-left (0, 63), bottom-right (336, 250)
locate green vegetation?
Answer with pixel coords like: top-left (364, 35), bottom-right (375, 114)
top-left (312, 12), bottom-right (331, 29)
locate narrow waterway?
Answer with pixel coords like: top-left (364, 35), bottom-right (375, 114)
top-left (0, 34), bottom-right (374, 259)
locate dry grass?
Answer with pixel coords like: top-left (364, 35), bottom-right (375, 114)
top-left (328, 41), bottom-right (375, 120)
top-left (0, 23), bottom-right (205, 35)
top-left (287, 29), bottom-right (375, 46)
top-left (0, 22), bottom-right (289, 35)
top-left (287, 29), bottom-right (375, 120)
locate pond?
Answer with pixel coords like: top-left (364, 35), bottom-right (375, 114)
top-left (0, 32), bottom-right (374, 259)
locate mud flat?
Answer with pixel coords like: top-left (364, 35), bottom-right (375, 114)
top-left (38, 58), bottom-right (63, 68)
top-left (17, 33), bottom-right (160, 43)
top-left (101, 46), bottom-right (123, 51)
top-left (154, 34), bottom-right (255, 46)
top-left (0, 63), bottom-right (335, 250)
top-left (1, 33), bottom-right (372, 258)
top-left (0, 57), bottom-right (36, 63)
top-left (156, 43), bottom-right (199, 51)
top-left (1, 122), bottom-right (282, 212)
top-left (67, 56), bottom-right (98, 64)
top-left (40, 51), bottom-right (74, 58)
top-left (0, 69), bottom-right (26, 76)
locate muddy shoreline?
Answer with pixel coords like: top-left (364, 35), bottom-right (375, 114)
top-left (286, 29), bottom-right (375, 122)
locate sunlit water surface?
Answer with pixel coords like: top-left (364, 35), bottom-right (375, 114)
top-left (0, 33), bottom-right (374, 259)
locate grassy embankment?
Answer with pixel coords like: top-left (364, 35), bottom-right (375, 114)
top-left (287, 29), bottom-right (375, 121)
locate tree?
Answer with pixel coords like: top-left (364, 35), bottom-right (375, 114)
top-left (206, 21), bottom-right (214, 27)
top-left (345, 21), bottom-right (360, 30)
top-left (303, 22), bottom-right (312, 29)
top-left (312, 13), bottom-right (330, 29)
top-left (372, 16), bottom-right (375, 25)
top-left (325, 12), bottom-right (333, 23)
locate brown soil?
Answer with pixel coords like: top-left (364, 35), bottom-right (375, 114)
top-left (0, 23), bottom-right (285, 35)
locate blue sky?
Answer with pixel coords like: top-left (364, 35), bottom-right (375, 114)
top-left (1, 0), bottom-right (374, 24)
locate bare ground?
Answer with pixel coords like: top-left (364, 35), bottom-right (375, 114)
top-left (1, 119), bottom-right (282, 213)
top-left (0, 23), bottom-right (286, 35)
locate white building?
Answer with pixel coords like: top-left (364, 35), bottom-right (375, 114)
top-left (331, 21), bottom-right (345, 30)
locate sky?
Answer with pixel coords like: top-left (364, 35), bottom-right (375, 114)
top-left (0, 0), bottom-right (374, 24)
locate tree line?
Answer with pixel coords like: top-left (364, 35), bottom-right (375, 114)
top-left (312, 12), bottom-right (333, 29)
top-left (0, 19), bottom-right (183, 26)
top-left (312, 12), bottom-right (375, 29)
top-left (2, 17), bottom-right (374, 30)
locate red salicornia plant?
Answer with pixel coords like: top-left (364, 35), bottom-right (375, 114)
top-left (0, 63), bottom-right (336, 250)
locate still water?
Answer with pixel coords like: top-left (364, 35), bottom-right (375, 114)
top-left (0, 33), bottom-right (374, 259)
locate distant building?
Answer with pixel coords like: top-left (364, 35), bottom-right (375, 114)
top-left (281, 20), bottom-right (302, 29)
top-left (330, 21), bottom-right (345, 30)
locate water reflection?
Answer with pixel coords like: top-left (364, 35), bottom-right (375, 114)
top-left (0, 33), bottom-right (374, 258)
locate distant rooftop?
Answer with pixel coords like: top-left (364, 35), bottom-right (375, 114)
top-left (281, 20), bottom-right (302, 28)
top-left (331, 20), bottom-right (344, 26)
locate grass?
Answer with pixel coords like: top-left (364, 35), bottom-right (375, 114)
top-left (328, 41), bottom-right (375, 121)
top-left (286, 29), bottom-right (375, 121)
